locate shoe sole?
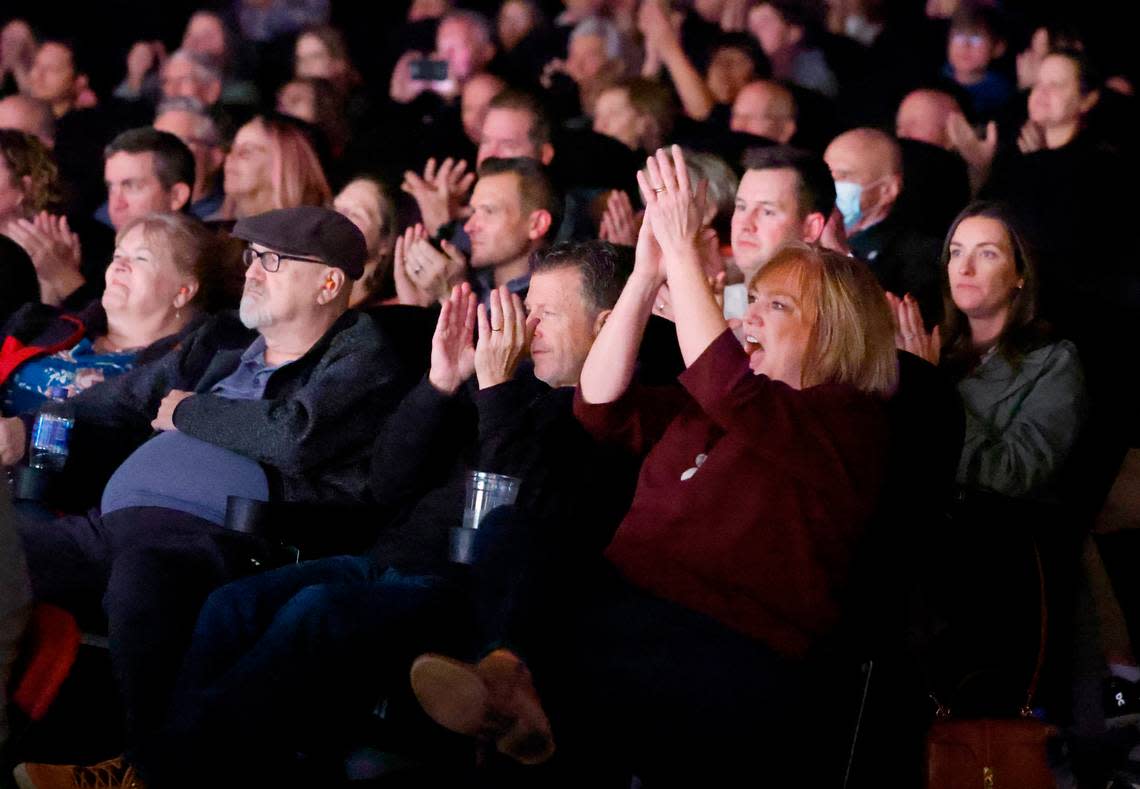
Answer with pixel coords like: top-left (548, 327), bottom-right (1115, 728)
top-left (410, 654), bottom-right (492, 737)
top-left (409, 654), bottom-right (556, 766)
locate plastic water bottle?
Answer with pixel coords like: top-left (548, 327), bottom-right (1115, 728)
top-left (28, 387), bottom-right (74, 472)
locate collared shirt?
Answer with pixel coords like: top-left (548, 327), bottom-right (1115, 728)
top-left (210, 336), bottom-right (279, 400)
top-left (471, 268), bottom-right (531, 306)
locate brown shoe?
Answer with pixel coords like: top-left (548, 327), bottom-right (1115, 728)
top-left (13, 756), bottom-right (145, 789)
top-left (410, 649), bottom-right (555, 765)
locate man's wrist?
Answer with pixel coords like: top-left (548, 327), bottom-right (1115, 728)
top-left (476, 371), bottom-right (510, 390)
top-left (428, 369), bottom-right (461, 395)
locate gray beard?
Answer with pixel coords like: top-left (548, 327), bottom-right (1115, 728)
top-left (238, 294), bottom-right (274, 328)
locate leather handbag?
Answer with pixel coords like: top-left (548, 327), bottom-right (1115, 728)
top-left (924, 544), bottom-right (1058, 789)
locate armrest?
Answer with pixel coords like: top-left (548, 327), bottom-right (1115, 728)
top-left (224, 496), bottom-right (380, 561)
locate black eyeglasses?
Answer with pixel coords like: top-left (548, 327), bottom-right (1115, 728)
top-left (242, 247), bottom-right (325, 273)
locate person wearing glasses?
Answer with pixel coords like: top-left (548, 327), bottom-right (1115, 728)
top-left (9, 206), bottom-right (411, 789)
top-left (940, 4), bottom-right (1014, 122)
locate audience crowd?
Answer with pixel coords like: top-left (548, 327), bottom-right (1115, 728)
top-left (1, 0), bottom-right (1139, 786)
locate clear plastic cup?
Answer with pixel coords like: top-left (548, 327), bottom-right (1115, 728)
top-left (450, 471), bottom-right (521, 564)
top-left (461, 471), bottom-right (521, 531)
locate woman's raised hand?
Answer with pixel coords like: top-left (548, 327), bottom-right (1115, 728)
top-left (637, 145), bottom-right (708, 263)
top-left (886, 291), bottom-right (941, 365)
top-left (598, 189), bottom-right (640, 247)
top-left (428, 283), bottom-right (477, 395)
top-left (475, 285), bottom-right (536, 389)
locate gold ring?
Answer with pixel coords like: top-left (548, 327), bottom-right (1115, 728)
top-left (654, 187), bottom-right (666, 194)
top-left (491, 326), bottom-right (503, 332)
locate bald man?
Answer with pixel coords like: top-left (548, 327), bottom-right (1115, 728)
top-left (896, 89), bottom-right (961, 150)
top-left (0, 94), bottom-right (56, 147)
top-left (825, 127), bottom-right (943, 325)
top-left (730, 80), bottom-right (797, 143)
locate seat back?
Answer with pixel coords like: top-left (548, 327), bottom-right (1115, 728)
top-left (10, 603), bottom-right (81, 722)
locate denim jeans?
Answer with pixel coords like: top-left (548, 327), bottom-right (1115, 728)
top-left (150, 555), bottom-right (472, 786)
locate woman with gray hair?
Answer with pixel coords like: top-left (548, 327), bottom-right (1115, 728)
top-left (600, 150), bottom-right (736, 322)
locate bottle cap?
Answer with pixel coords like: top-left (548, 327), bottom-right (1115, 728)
top-left (47, 386), bottom-right (69, 400)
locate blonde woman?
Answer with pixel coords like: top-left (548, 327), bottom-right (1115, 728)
top-left (411, 146), bottom-right (899, 782)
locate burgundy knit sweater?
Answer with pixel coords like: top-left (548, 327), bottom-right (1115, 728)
top-left (574, 330), bottom-right (890, 658)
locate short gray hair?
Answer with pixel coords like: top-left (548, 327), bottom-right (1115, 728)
top-left (154, 97), bottom-right (222, 147)
top-left (440, 9), bottom-right (494, 47)
top-left (570, 16), bottom-right (623, 60)
top-left (685, 150), bottom-right (738, 226)
top-left (164, 49), bottom-right (223, 85)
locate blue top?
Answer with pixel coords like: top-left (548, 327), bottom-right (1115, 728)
top-left (94, 188), bottom-right (225, 227)
top-left (942, 64), bottom-right (1015, 119)
top-left (100, 337), bottom-right (281, 525)
top-left (2, 338), bottom-right (136, 416)
top-left (471, 268), bottom-right (530, 305)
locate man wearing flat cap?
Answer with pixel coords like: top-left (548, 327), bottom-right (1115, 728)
top-left (11, 207), bottom-right (413, 788)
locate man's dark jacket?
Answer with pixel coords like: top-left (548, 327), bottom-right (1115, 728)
top-left (368, 368), bottom-right (639, 573)
top-left (64, 309), bottom-right (410, 506)
top-left (849, 215), bottom-right (944, 327)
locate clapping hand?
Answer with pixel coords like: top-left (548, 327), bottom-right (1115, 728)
top-left (126, 40), bottom-right (165, 91)
top-left (428, 283), bottom-right (477, 395)
top-left (5, 211), bottom-right (85, 306)
top-left (820, 206), bottom-right (851, 255)
top-left (1017, 120), bottom-right (1046, 154)
top-left (598, 189), bottom-right (640, 247)
top-left (946, 113), bottom-right (998, 172)
top-left (637, 145), bottom-right (708, 263)
top-left (393, 224), bottom-right (467, 307)
top-left (474, 285), bottom-right (536, 389)
top-left (401, 157), bottom-right (475, 236)
top-left (886, 292), bottom-right (941, 365)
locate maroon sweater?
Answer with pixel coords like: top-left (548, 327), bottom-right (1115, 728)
top-left (574, 330), bottom-right (890, 658)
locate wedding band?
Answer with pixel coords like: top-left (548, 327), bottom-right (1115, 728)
top-left (904, 333), bottom-right (916, 339)
top-left (491, 325), bottom-right (503, 332)
top-left (654, 187), bottom-right (666, 194)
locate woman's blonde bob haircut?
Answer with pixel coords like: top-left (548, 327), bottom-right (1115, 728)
top-left (749, 242), bottom-right (898, 396)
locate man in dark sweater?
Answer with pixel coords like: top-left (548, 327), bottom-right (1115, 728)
top-left (139, 241), bottom-right (639, 787)
top-left (825, 127), bottom-right (944, 326)
top-left (12, 207), bottom-right (412, 789)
